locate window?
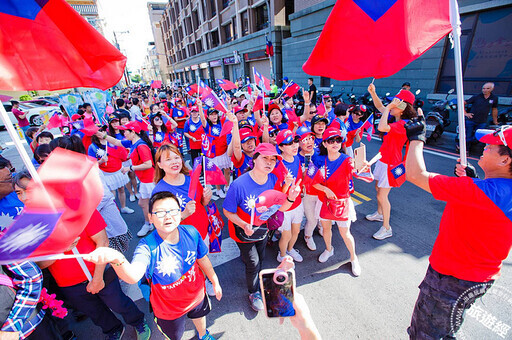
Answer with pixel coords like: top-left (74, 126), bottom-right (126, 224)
top-left (285, 0), bottom-right (294, 26)
top-left (436, 6), bottom-right (512, 95)
top-left (196, 39), bottom-right (203, 54)
top-left (320, 77), bottom-right (331, 87)
top-left (209, 0), bottom-right (216, 17)
top-left (223, 23), bottom-right (233, 43)
top-left (241, 11), bottom-right (249, 36)
top-left (211, 29), bottom-right (219, 47)
top-left (222, 0), bottom-right (230, 10)
top-left (185, 17), bottom-right (192, 36)
top-left (255, 4), bottom-right (269, 31)
top-left (192, 10), bottom-right (199, 31)
top-left (232, 18), bottom-right (237, 40)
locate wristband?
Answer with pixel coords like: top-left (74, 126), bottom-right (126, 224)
top-left (287, 197), bottom-right (294, 203)
top-left (113, 258), bottom-right (126, 266)
top-left (130, 165), bottom-right (133, 171)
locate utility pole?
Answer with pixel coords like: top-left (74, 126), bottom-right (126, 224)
top-left (113, 30), bottom-right (130, 86)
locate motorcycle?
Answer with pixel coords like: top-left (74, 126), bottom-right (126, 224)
top-left (425, 89), bottom-right (454, 143)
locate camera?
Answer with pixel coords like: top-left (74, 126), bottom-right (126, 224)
top-left (273, 269), bottom-right (289, 285)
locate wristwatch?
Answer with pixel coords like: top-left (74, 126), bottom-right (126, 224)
top-left (129, 165), bottom-right (133, 171)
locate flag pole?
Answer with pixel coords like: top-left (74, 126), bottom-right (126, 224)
top-left (450, 0), bottom-right (467, 166)
top-left (0, 100), bottom-right (93, 281)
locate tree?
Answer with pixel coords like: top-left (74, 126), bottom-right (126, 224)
top-left (131, 74), bottom-right (142, 83)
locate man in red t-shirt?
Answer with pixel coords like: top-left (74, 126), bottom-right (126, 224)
top-left (39, 211), bottom-right (150, 339)
top-left (11, 101), bottom-right (31, 143)
top-left (404, 118), bottom-right (512, 338)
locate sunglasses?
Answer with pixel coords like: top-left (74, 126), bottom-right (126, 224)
top-left (269, 131), bottom-right (279, 137)
top-left (494, 126), bottom-right (510, 147)
top-left (325, 99), bottom-right (332, 102)
top-left (281, 136), bottom-right (301, 146)
top-left (325, 137), bottom-right (343, 144)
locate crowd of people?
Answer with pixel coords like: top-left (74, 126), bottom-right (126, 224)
top-left (0, 79), bottom-right (511, 340)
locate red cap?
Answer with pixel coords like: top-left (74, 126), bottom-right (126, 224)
top-left (276, 129), bottom-right (294, 145)
top-left (322, 127), bottom-right (343, 141)
top-left (267, 103), bottom-right (281, 114)
top-left (476, 127), bottom-right (512, 148)
top-left (239, 129), bottom-right (256, 144)
top-left (233, 105), bottom-right (247, 114)
top-left (189, 106), bottom-right (199, 112)
top-left (71, 114), bottom-right (82, 121)
top-left (395, 90), bottom-right (415, 105)
top-left (118, 121), bottom-right (142, 133)
top-left (254, 142), bottom-right (283, 160)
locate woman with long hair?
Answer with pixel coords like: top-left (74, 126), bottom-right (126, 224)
top-left (366, 84), bottom-right (418, 240)
top-left (152, 144), bottom-right (212, 240)
top-left (148, 109), bottom-right (179, 149)
top-left (312, 128), bottom-right (360, 276)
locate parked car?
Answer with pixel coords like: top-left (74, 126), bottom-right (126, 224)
top-left (35, 96), bottom-right (60, 105)
top-left (0, 101), bottom-right (60, 128)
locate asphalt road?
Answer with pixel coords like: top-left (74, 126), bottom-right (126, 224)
top-left (1, 130), bottom-right (510, 340)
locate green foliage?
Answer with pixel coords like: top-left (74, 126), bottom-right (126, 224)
top-left (131, 74), bottom-right (142, 83)
top-left (19, 95), bottom-right (32, 101)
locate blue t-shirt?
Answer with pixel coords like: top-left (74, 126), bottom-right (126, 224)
top-left (184, 119), bottom-right (203, 134)
top-left (153, 177), bottom-right (195, 211)
top-left (88, 142), bottom-right (107, 160)
top-left (0, 192), bottom-right (24, 230)
top-left (302, 120), bottom-right (312, 130)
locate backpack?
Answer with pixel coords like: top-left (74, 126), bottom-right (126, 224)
top-left (137, 231), bottom-right (160, 303)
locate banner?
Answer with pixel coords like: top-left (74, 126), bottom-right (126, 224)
top-left (59, 93), bottom-right (83, 116)
top-left (83, 90), bottom-right (107, 125)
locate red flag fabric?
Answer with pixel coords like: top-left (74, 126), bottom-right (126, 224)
top-left (220, 121), bottom-right (234, 137)
top-left (188, 160), bottom-right (202, 200)
top-left (216, 79), bottom-right (237, 91)
top-left (0, 148), bottom-right (103, 263)
top-left (150, 80), bottom-right (162, 89)
top-left (303, 0), bottom-right (451, 80)
top-left (0, 0), bottom-right (127, 91)
top-left (253, 95), bottom-right (264, 112)
top-left (204, 158), bottom-right (227, 185)
top-left (253, 68), bottom-right (271, 91)
top-left (283, 82), bottom-right (300, 98)
top-left (46, 111), bottom-right (62, 129)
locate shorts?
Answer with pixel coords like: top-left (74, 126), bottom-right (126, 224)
top-left (102, 169), bottom-right (129, 191)
top-left (345, 145), bottom-right (354, 158)
top-left (279, 203), bottom-right (304, 232)
top-left (319, 198), bottom-right (356, 227)
top-left (155, 294), bottom-right (211, 340)
top-left (139, 182), bottom-right (155, 199)
top-left (373, 160), bottom-right (391, 188)
top-left (122, 159), bottom-right (132, 167)
top-left (212, 152), bottom-right (231, 170)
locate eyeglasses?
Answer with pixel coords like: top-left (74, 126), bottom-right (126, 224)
top-left (325, 100), bottom-right (332, 103)
top-left (301, 136), bottom-right (314, 143)
top-left (281, 136), bottom-right (301, 146)
top-left (152, 209), bottom-right (181, 218)
top-left (269, 131), bottom-right (279, 137)
top-left (310, 110), bottom-right (317, 114)
top-left (325, 137), bottom-right (343, 144)
top-left (153, 117), bottom-right (161, 121)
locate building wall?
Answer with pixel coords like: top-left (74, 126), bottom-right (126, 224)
top-left (148, 3), bottom-right (169, 84)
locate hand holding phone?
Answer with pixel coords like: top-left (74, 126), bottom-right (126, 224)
top-left (259, 256), bottom-right (296, 318)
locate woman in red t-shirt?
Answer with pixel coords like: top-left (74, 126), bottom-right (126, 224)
top-left (148, 107), bottom-right (179, 149)
top-left (366, 84), bottom-right (418, 241)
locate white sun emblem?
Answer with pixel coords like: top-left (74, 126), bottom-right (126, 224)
top-left (206, 160), bottom-right (215, 169)
top-left (204, 98), bottom-right (215, 107)
top-left (175, 193), bottom-right (187, 209)
top-left (156, 254), bottom-right (181, 277)
top-left (0, 223), bottom-right (49, 254)
top-left (155, 133), bottom-right (163, 142)
top-left (393, 166), bottom-right (404, 177)
top-left (0, 212), bottom-right (16, 230)
top-left (212, 126), bottom-right (220, 135)
top-left (243, 195), bottom-right (257, 211)
top-left (320, 165), bottom-right (330, 178)
top-left (307, 165), bottom-right (316, 177)
top-left (190, 125), bottom-right (196, 132)
top-left (96, 148), bottom-right (106, 158)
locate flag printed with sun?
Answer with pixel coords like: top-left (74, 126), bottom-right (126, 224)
top-left (156, 253), bottom-right (181, 277)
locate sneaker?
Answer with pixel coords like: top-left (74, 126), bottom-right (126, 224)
top-left (199, 329), bottom-right (216, 340)
top-left (365, 211), bottom-right (384, 222)
top-left (120, 206), bottom-right (134, 214)
top-left (287, 248), bottom-right (303, 262)
top-left (373, 226), bottom-right (393, 240)
top-left (216, 189), bottom-right (226, 199)
top-left (351, 257), bottom-right (361, 277)
top-left (105, 326), bottom-right (125, 340)
top-left (249, 292), bottom-right (264, 311)
top-left (277, 252), bottom-right (286, 262)
top-left (205, 278), bottom-right (215, 297)
top-left (134, 320), bottom-right (151, 340)
top-left (137, 223), bottom-right (154, 237)
top-left (304, 236), bottom-right (317, 251)
top-left (318, 247), bottom-right (334, 263)
top-left (129, 194), bottom-right (136, 202)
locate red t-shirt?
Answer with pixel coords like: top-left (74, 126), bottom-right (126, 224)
top-left (378, 120), bottom-right (408, 165)
top-left (12, 108), bottom-right (29, 127)
top-left (48, 210), bottom-right (106, 287)
top-left (428, 175), bottom-right (512, 282)
top-left (130, 141), bottom-right (154, 183)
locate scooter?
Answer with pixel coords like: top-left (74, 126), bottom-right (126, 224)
top-left (425, 89), bottom-right (454, 143)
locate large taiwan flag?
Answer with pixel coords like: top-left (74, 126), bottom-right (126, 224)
top-left (0, 148), bottom-right (103, 263)
top-left (0, 0), bottom-right (127, 91)
top-left (303, 0), bottom-right (452, 80)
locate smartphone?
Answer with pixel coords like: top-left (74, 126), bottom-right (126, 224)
top-left (259, 268), bottom-right (296, 318)
top-left (353, 143), bottom-right (366, 172)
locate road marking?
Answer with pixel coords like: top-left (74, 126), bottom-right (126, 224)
top-left (351, 197), bottom-right (362, 205)
top-left (352, 191), bottom-right (371, 201)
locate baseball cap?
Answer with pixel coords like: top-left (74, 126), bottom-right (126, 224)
top-left (71, 114), bottom-right (82, 121)
top-left (189, 106), bottom-right (199, 112)
top-left (233, 105), bottom-right (247, 114)
top-left (283, 77), bottom-right (289, 82)
top-left (240, 99), bottom-right (250, 108)
top-left (395, 89), bottom-right (415, 105)
top-left (118, 121), bottom-right (142, 133)
top-left (476, 126), bottom-right (512, 148)
top-left (276, 130), bottom-right (295, 145)
top-left (322, 127), bottom-right (343, 141)
top-left (267, 103), bottom-right (281, 114)
top-left (240, 129), bottom-right (257, 144)
top-left (296, 126), bottom-right (315, 140)
top-left (268, 125), bottom-right (278, 136)
top-left (255, 143), bottom-right (283, 160)
top-left (238, 119), bottom-right (252, 129)
top-left (107, 114), bottom-right (119, 123)
top-left (207, 108), bottom-right (219, 115)
top-left (311, 115), bottom-right (329, 125)
top-left (402, 82), bottom-right (411, 87)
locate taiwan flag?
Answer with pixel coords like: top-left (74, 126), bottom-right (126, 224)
top-left (0, 0), bottom-right (127, 91)
top-left (217, 79), bottom-right (237, 91)
top-left (201, 134), bottom-right (216, 159)
top-left (361, 113), bottom-right (374, 141)
top-left (252, 94), bottom-right (264, 112)
top-left (202, 91), bottom-right (228, 113)
top-left (303, 161), bottom-right (324, 190)
top-left (303, 0), bottom-right (451, 80)
top-left (46, 111), bottom-right (62, 129)
top-left (150, 80), bottom-right (162, 89)
top-left (388, 163), bottom-right (406, 187)
top-left (204, 157), bottom-right (227, 185)
top-left (0, 148), bottom-right (103, 263)
top-left (253, 67), bottom-right (271, 91)
top-left (254, 190), bottom-right (287, 223)
top-left (265, 37), bottom-right (274, 57)
top-left (283, 81), bottom-right (301, 98)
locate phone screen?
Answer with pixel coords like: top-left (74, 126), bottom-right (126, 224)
top-left (261, 271), bottom-right (295, 318)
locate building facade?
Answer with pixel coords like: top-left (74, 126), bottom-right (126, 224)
top-left (148, 2), bottom-right (169, 84)
top-left (156, 0), bottom-right (511, 104)
top-left (66, 0), bottom-right (104, 35)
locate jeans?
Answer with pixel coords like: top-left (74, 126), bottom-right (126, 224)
top-left (236, 236), bottom-right (268, 294)
top-left (58, 268), bottom-right (144, 335)
top-left (408, 265), bottom-right (492, 339)
top-left (21, 125), bottom-right (31, 144)
top-left (465, 119), bottom-right (487, 143)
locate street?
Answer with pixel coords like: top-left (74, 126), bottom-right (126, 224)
top-left (1, 130), bottom-right (511, 340)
